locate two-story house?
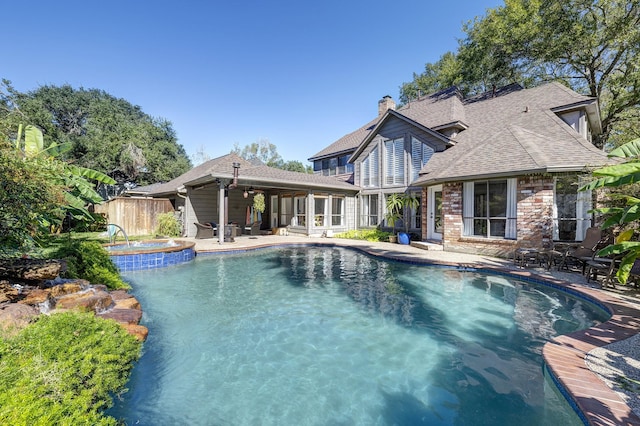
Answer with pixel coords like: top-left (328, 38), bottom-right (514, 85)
top-left (310, 82), bottom-right (612, 257)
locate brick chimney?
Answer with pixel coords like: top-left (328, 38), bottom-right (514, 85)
top-left (378, 95), bottom-right (396, 116)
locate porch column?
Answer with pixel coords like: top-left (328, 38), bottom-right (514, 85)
top-left (218, 180), bottom-right (225, 244)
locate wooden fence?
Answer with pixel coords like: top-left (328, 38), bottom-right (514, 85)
top-left (94, 197), bottom-right (174, 236)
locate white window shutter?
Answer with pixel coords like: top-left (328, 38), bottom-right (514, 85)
top-left (506, 178), bottom-right (517, 239)
top-left (463, 182), bottom-right (474, 236)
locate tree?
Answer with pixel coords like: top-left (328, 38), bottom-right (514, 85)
top-left (0, 140), bottom-right (66, 253)
top-left (401, 0), bottom-right (640, 147)
top-left (232, 139), bottom-right (313, 173)
top-left (581, 138), bottom-right (640, 284)
top-left (3, 81), bottom-right (192, 185)
top-left (232, 138), bottom-right (283, 166)
top-left (399, 52), bottom-right (464, 104)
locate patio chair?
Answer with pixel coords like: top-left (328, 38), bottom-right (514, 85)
top-left (558, 227), bottom-right (603, 273)
top-left (194, 222), bottom-right (216, 239)
top-left (585, 251), bottom-right (624, 288)
top-left (244, 221), bottom-right (262, 236)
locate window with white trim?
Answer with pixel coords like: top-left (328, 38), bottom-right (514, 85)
top-left (553, 175), bottom-right (592, 241)
top-left (384, 137), bottom-right (405, 185)
top-left (411, 137), bottom-right (434, 181)
top-left (331, 196), bottom-right (345, 226)
top-left (361, 146), bottom-right (379, 187)
top-left (360, 194), bottom-right (378, 227)
top-left (463, 179), bottom-right (517, 239)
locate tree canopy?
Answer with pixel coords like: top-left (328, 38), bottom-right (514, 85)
top-left (231, 139), bottom-right (313, 173)
top-left (1, 80), bottom-right (192, 185)
top-left (400, 0), bottom-right (640, 148)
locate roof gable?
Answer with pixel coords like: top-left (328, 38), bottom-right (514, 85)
top-left (350, 110), bottom-right (453, 161)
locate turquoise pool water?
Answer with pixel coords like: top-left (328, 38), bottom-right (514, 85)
top-left (109, 247), bottom-right (608, 425)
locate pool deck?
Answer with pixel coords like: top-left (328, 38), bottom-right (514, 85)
top-left (185, 234), bottom-right (640, 426)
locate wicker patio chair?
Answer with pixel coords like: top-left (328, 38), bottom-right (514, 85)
top-left (194, 222), bottom-right (216, 239)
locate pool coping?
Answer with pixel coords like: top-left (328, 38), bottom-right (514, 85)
top-left (195, 239), bottom-right (640, 426)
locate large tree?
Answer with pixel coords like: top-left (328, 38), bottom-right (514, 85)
top-left (2, 81), bottom-right (191, 185)
top-left (400, 0), bottom-right (640, 148)
top-left (231, 139), bottom-right (313, 173)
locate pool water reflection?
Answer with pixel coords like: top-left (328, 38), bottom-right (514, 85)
top-left (109, 247), bottom-right (607, 425)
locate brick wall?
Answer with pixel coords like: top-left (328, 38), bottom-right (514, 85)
top-left (440, 176), bottom-right (555, 258)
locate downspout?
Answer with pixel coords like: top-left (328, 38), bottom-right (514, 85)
top-left (176, 186), bottom-right (187, 237)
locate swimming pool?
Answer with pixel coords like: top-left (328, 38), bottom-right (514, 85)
top-left (109, 246), bottom-right (608, 425)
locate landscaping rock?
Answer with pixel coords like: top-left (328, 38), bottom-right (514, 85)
top-left (114, 296), bottom-right (141, 310)
top-left (55, 289), bottom-right (113, 312)
top-left (0, 280), bottom-right (20, 303)
top-left (98, 308), bottom-right (143, 325)
top-left (122, 323), bottom-right (149, 341)
top-left (0, 303), bottom-right (40, 333)
top-left (49, 281), bottom-right (86, 297)
top-left (19, 288), bottom-right (53, 306)
top-left (0, 258), bottom-right (65, 282)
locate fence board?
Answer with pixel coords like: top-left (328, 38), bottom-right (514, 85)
top-left (95, 198), bottom-right (174, 236)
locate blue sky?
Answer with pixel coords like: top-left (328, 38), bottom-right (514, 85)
top-left (4, 0), bottom-right (503, 165)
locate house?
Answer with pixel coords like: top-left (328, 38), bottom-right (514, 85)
top-left (128, 82), bottom-right (611, 257)
top-left (309, 82), bottom-right (612, 257)
top-left (131, 153), bottom-right (359, 239)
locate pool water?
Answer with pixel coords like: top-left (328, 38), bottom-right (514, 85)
top-left (109, 247), bottom-right (608, 425)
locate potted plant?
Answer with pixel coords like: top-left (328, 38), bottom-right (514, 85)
top-left (253, 192), bottom-right (265, 214)
top-left (385, 193), bottom-right (419, 244)
top-left (384, 193), bottom-right (403, 243)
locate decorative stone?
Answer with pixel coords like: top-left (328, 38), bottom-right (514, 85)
top-left (110, 290), bottom-right (134, 301)
top-left (0, 303), bottom-right (40, 333)
top-left (114, 297), bottom-right (141, 310)
top-left (19, 289), bottom-right (52, 306)
top-left (0, 259), bottom-right (65, 282)
top-left (55, 289), bottom-right (113, 313)
top-left (49, 281), bottom-right (86, 297)
top-left (122, 323), bottom-right (149, 341)
top-left (0, 280), bottom-right (20, 303)
top-left (97, 308), bottom-right (143, 325)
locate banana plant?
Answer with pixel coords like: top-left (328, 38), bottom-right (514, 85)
top-left (580, 138), bottom-right (640, 284)
top-left (14, 124), bottom-right (116, 223)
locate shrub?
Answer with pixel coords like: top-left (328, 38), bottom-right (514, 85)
top-left (334, 229), bottom-right (392, 242)
top-left (0, 311), bottom-right (141, 425)
top-left (155, 212), bottom-right (181, 237)
top-left (52, 240), bottom-right (129, 290)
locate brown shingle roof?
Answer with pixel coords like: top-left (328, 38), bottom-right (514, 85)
top-left (415, 83), bottom-right (611, 183)
top-left (140, 153), bottom-right (358, 196)
top-left (313, 82), bottom-right (611, 185)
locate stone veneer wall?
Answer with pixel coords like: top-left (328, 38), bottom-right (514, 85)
top-left (440, 176), bottom-right (555, 258)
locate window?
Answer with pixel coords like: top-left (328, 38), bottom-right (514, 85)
top-left (314, 155), bottom-right (354, 175)
top-left (338, 155), bottom-right (353, 174)
top-left (331, 196), bottom-right (345, 226)
top-left (411, 137), bottom-right (434, 181)
top-left (280, 196), bottom-right (293, 227)
top-left (314, 196), bottom-right (328, 227)
top-left (384, 138), bottom-right (405, 185)
top-left (294, 195), bottom-right (306, 227)
top-left (360, 194), bottom-right (378, 227)
top-left (362, 146), bottom-right (379, 187)
top-left (553, 175), bottom-right (592, 241)
top-left (463, 179), bottom-right (516, 239)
